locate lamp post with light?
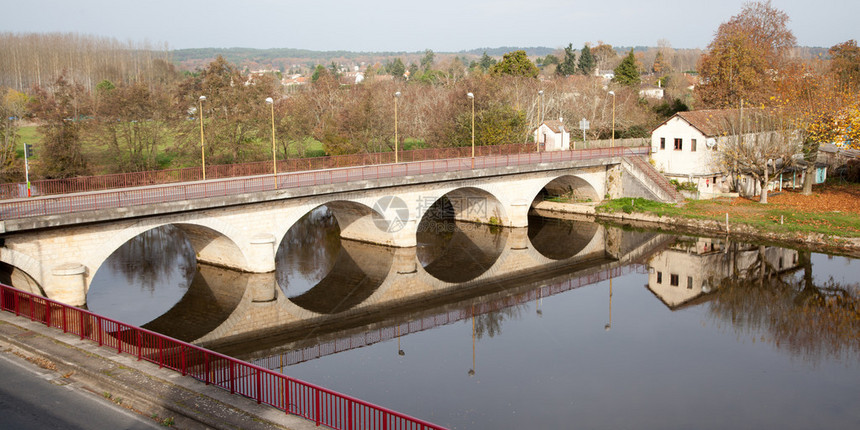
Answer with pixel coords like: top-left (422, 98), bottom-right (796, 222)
top-left (608, 90), bottom-right (616, 151)
top-left (394, 91), bottom-right (401, 163)
top-left (198, 95), bottom-right (207, 180)
top-left (537, 90), bottom-right (544, 152)
top-left (467, 92), bottom-right (475, 168)
top-left (266, 97), bottom-right (276, 175)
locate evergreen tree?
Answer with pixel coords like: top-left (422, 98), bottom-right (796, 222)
top-left (479, 52), bottom-right (497, 72)
top-left (578, 44), bottom-right (596, 75)
top-left (556, 44), bottom-right (577, 76)
top-left (389, 58), bottom-right (406, 79)
top-left (490, 50), bottom-right (539, 78)
top-left (612, 49), bottom-right (641, 86)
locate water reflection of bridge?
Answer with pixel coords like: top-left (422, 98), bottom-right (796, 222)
top-left (253, 264), bottom-right (645, 370)
top-left (140, 220), bottom-right (673, 366)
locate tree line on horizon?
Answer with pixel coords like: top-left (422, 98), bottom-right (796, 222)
top-left (0, 1), bottom-right (858, 189)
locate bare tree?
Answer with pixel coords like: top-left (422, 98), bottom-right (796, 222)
top-left (714, 109), bottom-right (799, 203)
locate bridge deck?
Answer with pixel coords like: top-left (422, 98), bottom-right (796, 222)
top-left (0, 147), bottom-right (647, 230)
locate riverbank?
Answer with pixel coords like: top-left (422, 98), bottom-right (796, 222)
top-left (534, 185), bottom-right (860, 258)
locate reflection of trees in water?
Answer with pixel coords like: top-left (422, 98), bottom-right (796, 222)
top-left (276, 206), bottom-right (342, 296)
top-left (105, 225), bottom-right (196, 294)
top-left (709, 248), bottom-right (860, 362)
top-left (473, 306), bottom-right (524, 340)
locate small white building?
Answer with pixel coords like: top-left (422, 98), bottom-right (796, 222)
top-left (534, 119), bottom-right (570, 151)
top-left (639, 83), bottom-right (664, 99)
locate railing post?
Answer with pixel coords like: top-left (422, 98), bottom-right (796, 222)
top-left (283, 377), bottom-right (289, 414)
top-left (204, 353), bottom-right (210, 385)
top-left (348, 400), bottom-right (354, 430)
top-left (137, 331), bottom-right (142, 361)
top-left (79, 310), bottom-right (84, 339)
top-left (45, 301), bottom-right (51, 327)
top-left (63, 298), bottom-right (69, 333)
top-left (315, 389), bottom-right (321, 426)
top-left (117, 324), bottom-right (123, 354)
top-left (158, 337), bottom-right (163, 368)
top-left (181, 345), bottom-right (187, 376)
top-left (229, 361), bottom-right (235, 394)
top-left (256, 369), bottom-right (262, 404)
top-left (97, 316), bottom-right (103, 346)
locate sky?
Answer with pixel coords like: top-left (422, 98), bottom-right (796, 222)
top-left (3, 0), bottom-right (857, 52)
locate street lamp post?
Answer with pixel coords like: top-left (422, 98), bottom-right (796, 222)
top-left (467, 92), bottom-right (475, 168)
top-left (394, 91), bottom-right (401, 163)
top-left (537, 90), bottom-right (544, 153)
top-left (538, 90), bottom-right (544, 123)
top-left (198, 96), bottom-right (207, 180)
top-left (266, 97), bottom-right (276, 175)
top-left (608, 90), bottom-right (616, 151)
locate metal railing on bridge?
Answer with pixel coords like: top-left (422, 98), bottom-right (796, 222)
top-left (0, 146), bottom-right (649, 221)
top-left (0, 140), bottom-right (647, 200)
top-left (0, 283), bottom-right (446, 430)
top-left (0, 144), bottom-right (540, 200)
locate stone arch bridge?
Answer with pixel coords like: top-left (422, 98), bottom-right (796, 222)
top-left (0, 152), bottom-right (676, 306)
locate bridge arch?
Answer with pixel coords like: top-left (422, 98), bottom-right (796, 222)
top-left (419, 186), bottom-right (508, 226)
top-left (96, 219), bottom-right (249, 278)
top-left (0, 249), bottom-right (45, 296)
top-left (534, 174), bottom-right (602, 204)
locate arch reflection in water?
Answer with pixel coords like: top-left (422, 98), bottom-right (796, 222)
top-left (527, 214), bottom-right (600, 260)
top-left (141, 263), bottom-right (249, 342)
top-left (417, 197), bottom-right (508, 283)
top-left (86, 225), bottom-right (196, 327)
top-left (276, 205), bottom-right (393, 314)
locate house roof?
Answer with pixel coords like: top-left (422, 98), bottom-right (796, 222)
top-left (653, 108), bottom-right (778, 137)
top-left (820, 143), bottom-right (860, 158)
top-left (539, 120), bottom-right (567, 133)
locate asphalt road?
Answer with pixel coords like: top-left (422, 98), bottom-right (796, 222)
top-left (0, 350), bottom-right (163, 430)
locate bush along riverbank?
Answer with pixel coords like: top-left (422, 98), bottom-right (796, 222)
top-left (535, 183), bottom-right (860, 257)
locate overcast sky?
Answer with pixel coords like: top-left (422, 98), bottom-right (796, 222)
top-left (4, 0), bottom-right (856, 52)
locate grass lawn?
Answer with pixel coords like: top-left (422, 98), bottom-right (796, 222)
top-left (597, 183), bottom-right (860, 238)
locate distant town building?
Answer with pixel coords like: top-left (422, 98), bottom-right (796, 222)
top-left (638, 83), bottom-right (664, 99)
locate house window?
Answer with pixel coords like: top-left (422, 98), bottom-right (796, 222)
top-left (687, 276), bottom-right (693, 289)
top-left (656, 272), bottom-right (662, 284)
top-left (670, 274), bottom-right (679, 286)
top-left (674, 138), bottom-right (682, 151)
top-left (660, 137), bottom-right (665, 150)
top-left (691, 139), bottom-right (697, 152)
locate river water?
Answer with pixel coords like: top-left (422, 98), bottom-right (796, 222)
top-left (78, 208), bottom-right (860, 430)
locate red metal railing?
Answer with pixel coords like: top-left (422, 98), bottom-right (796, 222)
top-left (0, 141), bottom-right (646, 200)
top-left (0, 283), bottom-right (446, 430)
top-left (0, 144), bottom-right (543, 200)
top-left (0, 146), bottom-right (648, 221)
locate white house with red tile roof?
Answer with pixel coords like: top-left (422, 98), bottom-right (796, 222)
top-left (534, 118), bottom-right (570, 151)
top-left (650, 109), bottom-right (741, 197)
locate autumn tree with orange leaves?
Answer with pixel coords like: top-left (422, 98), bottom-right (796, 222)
top-left (773, 56), bottom-right (860, 194)
top-left (696, 1), bottom-right (796, 108)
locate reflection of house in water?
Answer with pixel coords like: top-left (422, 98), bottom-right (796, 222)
top-left (646, 237), bottom-right (800, 309)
